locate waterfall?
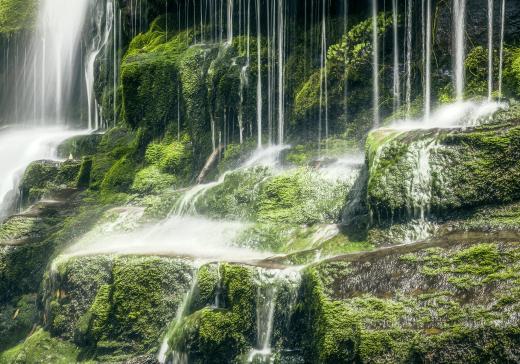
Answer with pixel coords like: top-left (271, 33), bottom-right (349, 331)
top-left (318, 0), bottom-right (328, 151)
top-left (11, 0), bottom-right (91, 123)
top-left (277, 0), bottom-right (285, 145)
top-left (343, 0), bottom-right (349, 121)
top-left (405, 0), bottom-right (413, 116)
top-left (158, 271), bottom-right (200, 364)
top-left (498, 0), bottom-right (506, 99)
top-left (488, 0), bottom-right (494, 101)
top-left (85, 1), bottom-right (114, 130)
top-left (256, 0), bottom-right (263, 148)
top-left (424, 0), bottom-right (432, 120)
top-left (453, 0), bottom-right (466, 100)
top-left (392, 0), bottom-right (401, 112)
top-left (247, 269), bottom-right (301, 363)
top-left (227, 0), bottom-right (234, 43)
top-left (372, 0), bottom-right (380, 127)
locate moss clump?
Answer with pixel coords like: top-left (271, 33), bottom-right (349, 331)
top-left (57, 134), bottom-right (103, 160)
top-left (48, 256), bottom-right (193, 359)
top-left (167, 264), bottom-right (257, 363)
top-left (131, 165), bottom-right (176, 194)
top-left (366, 122), bottom-right (520, 223)
top-left (89, 127), bottom-right (137, 191)
top-left (292, 267), bottom-right (360, 363)
top-left (0, 294), bottom-right (38, 351)
top-left (0, 0), bottom-right (37, 34)
top-left (0, 328), bottom-right (80, 363)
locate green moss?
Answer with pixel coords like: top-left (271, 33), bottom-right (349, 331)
top-left (166, 264), bottom-right (257, 363)
top-left (0, 0), bottom-right (37, 34)
top-left (0, 328), bottom-right (80, 364)
top-left (0, 294), bottom-right (38, 351)
top-left (100, 156), bottom-right (136, 193)
top-left (57, 134), bottom-right (102, 160)
top-left (131, 165), bottom-right (176, 194)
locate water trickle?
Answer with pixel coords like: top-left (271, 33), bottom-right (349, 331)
top-left (247, 268), bottom-right (301, 363)
top-left (158, 270), bottom-right (200, 364)
top-left (85, 0), bottom-right (114, 130)
top-left (256, 0), bottom-right (263, 148)
top-left (318, 0), bottom-right (328, 152)
top-left (488, 0), bottom-right (494, 101)
top-left (498, 0), bottom-right (506, 99)
top-left (392, 0), bottom-right (401, 112)
top-left (424, 0), bottom-right (432, 121)
top-left (405, 0), bottom-right (413, 116)
top-left (277, 0), bottom-right (285, 145)
top-left (453, 0), bottom-right (467, 100)
top-left (372, 0), bottom-right (380, 128)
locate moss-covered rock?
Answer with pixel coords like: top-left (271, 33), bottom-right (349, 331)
top-left (0, 294), bottom-right (38, 351)
top-left (57, 134), bottom-right (103, 160)
top-left (47, 255), bottom-right (194, 360)
top-left (291, 239), bottom-right (520, 363)
top-left (365, 121), bottom-right (520, 223)
top-left (0, 328), bottom-right (80, 364)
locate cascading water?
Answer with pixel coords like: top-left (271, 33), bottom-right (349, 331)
top-left (19, 0), bottom-right (90, 123)
top-left (372, 0), bottom-right (380, 127)
top-left (488, 0), bottom-right (494, 101)
top-left (453, 0), bottom-right (467, 100)
top-left (405, 0), bottom-right (413, 116)
top-left (498, 0), bottom-right (506, 99)
top-left (0, 128), bottom-right (88, 220)
top-left (424, 0), bottom-right (432, 121)
top-left (0, 0), bottom-right (108, 218)
top-left (392, 0), bottom-right (401, 112)
top-left (247, 269), bottom-right (301, 364)
top-left (256, 0), bottom-right (263, 148)
top-left (85, 0), bottom-right (114, 130)
top-left (318, 0), bottom-right (328, 151)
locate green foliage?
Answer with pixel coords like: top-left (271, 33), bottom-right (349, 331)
top-left (131, 166), bottom-right (176, 194)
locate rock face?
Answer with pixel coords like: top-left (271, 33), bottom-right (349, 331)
top-left (365, 120), bottom-right (520, 223)
top-left (3, 1), bottom-right (520, 363)
top-left (292, 240), bottom-right (520, 363)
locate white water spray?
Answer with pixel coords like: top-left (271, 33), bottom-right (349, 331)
top-left (0, 127), bottom-right (88, 220)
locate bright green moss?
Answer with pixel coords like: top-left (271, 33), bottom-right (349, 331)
top-left (0, 328), bottom-right (80, 363)
top-left (0, 0), bottom-right (37, 34)
top-left (131, 166), bottom-right (176, 194)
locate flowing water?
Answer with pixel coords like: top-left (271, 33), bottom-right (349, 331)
top-left (498, 0), bottom-right (506, 99)
top-left (247, 268), bottom-right (301, 363)
top-left (387, 101), bottom-right (506, 131)
top-left (488, 0), bottom-right (494, 101)
top-left (424, 0), bottom-right (432, 121)
top-left (372, 0), bottom-right (380, 127)
top-left (0, 127), bottom-right (88, 220)
top-left (453, 0), bottom-right (467, 100)
top-left (405, 0), bottom-right (413, 116)
top-left (392, 0), bottom-right (401, 112)
top-left (15, 0), bottom-right (90, 123)
top-left (85, 0), bottom-right (114, 130)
